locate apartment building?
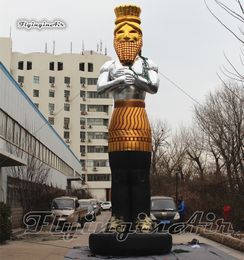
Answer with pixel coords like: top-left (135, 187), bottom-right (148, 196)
top-left (0, 37), bottom-right (113, 200)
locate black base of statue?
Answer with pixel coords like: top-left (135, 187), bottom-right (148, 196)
top-left (89, 231), bottom-right (172, 256)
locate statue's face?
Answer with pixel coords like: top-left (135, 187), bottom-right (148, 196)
top-left (115, 24), bottom-right (141, 42)
top-left (114, 23), bottom-right (142, 66)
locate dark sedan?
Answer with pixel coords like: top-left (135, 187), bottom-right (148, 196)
top-left (150, 196), bottom-right (180, 232)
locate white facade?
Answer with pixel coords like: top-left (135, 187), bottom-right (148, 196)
top-left (0, 37), bottom-right (113, 200)
top-left (0, 61), bottom-right (83, 203)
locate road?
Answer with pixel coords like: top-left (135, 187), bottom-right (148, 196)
top-left (0, 211), bottom-right (242, 260)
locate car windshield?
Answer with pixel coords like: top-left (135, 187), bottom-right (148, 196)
top-left (151, 199), bottom-right (176, 211)
top-left (79, 201), bottom-right (91, 209)
top-left (79, 201), bottom-right (90, 206)
top-left (52, 199), bottom-right (74, 210)
top-left (79, 204), bottom-right (93, 212)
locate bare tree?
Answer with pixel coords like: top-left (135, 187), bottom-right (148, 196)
top-left (205, 0), bottom-right (244, 83)
top-left (150, 122), bottom-right (190, 195)
top-left (8, 150), bottom-right (50, 212)
top-left (162, 131), bottom-right (188, 179)
top-left (184, 128), bottom-right (208, 181)
top-left (151, 120), bottom-right (169, 176)
top-left (194, 83), bottom-right (244, 192)
top-left (204, 0), bottom-right (244, 44)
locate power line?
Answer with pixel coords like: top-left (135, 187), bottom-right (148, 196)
top-left (158, 71), bottom-right (202, 106)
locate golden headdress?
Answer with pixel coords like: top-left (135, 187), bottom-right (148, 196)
top-left (114, 5), bottom-right (141, 25)
top-left (114, 5), bottom-right (142, 34)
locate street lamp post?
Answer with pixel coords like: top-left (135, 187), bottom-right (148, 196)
top-left (175, 171), bottom-right (179, 204)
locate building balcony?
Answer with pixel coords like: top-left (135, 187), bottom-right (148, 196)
top-left (87, 98), bottom-right (113, 105)
top-left (86, 181), bottom-right (111, 189)
top-left (86, 125), bottom-right (108, 131)
top-left (86, 153), bottom-right (108, 160)
top-left (86, 166), bottom-right (111, 174)
top-left (86, 111), bottom-right (110, 117)
top-left (86, 139), bottom-right (108, 145)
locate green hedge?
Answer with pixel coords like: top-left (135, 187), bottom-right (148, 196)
top-left (0, 202), bottom-right (12, 243)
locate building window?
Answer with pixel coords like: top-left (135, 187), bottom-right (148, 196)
top-left (27, 61), bottom-right (32, 70)
top-left (64, 90), bottom-right (70, 102)
top-left (64, 77), bottom-right (70, 84)
top-left (64, 90), bottom-right (70, 97)
top-left (18, 76), bottom-right (24, 83)
top-left (49, 103), bottom-right (55, 112)
top-left (80, 104), bottom-right (86, 112)
top-left (6, 117), bottom-right (14, 142)
top-left (95, 160), bottom-right (109, 167)
top-left (33, 89), bottom-right (39, 97)
top-left (88, 63), bottom-right (93, 72)
top-left (49, 76), bottom-right (55, 84)
top-left (87, 91), bottom-right (109, 99)
top-left (0, 111), bottom-right (7, 137)
top-left (33, 76), bottom-right (40, 84)
top-left (80, 90), bottom-right (85, 98)
top-left (88, 105), bottom-right (108, 113)
top-left (58, 62), bottom-right (63, 71)
top-left (80, 132), bottom-right (86, 140)
top-left (64, 131), bottom-right (70, 139)
top-left (15, 124), bottom-right (22, 146)
top-left (64, 103), bottom-right (70, 111)
top-left (80, 160), bottom-right (86, 167)
top-left (64, 118), bottom-right (70, 129)
top-left (49, 90), bottom-right (55, 97)
top-left (80, 77), bottom-right (86, 84)
top-left (87, 174), bottom-right (110, 182)
top-left (80, 146), bottom-right (86, 154)
top-left (87, 78), bottom-right (98, 85)
top-left (79, 62), bottom-right (85, 71)
top-left (34, 103), bottom-right (39, 108)
top-left (18, 61), bottom-right (24, 70)
top-left (48, 117), bottom-right (54, 125)
top-left (88, 132), bottom-right (108, 139)
top-left (80, 117), bottom-right (86, 126)
top-left (87, 118), bottom-right (104, 126)
top-left (49, 62), bottom-right (55, 71)
top-left (87, 146), bottom-right (108, 153)
top-left (87, 160), bottom-right (109, 167)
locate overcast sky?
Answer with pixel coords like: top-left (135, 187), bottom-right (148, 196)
top-left (1, 0), bottom-right (242, 129)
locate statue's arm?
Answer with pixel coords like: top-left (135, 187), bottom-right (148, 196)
top-left (134, 59), bottom-right (159, 94)
top-left (97, 61), bottom-right (125, 94)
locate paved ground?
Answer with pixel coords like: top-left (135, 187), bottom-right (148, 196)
top-left (0, 211), bottom-right (243, 260)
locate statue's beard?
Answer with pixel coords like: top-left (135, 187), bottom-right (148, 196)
top-left (114, 38), bottom-right (142, 66)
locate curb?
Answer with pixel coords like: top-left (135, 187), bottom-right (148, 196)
top-left (188, 225), bottom-right (244, 252)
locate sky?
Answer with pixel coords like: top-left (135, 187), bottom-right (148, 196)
top-left (0, 0), bottom-right (242, 129)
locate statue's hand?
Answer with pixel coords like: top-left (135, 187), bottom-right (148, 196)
top-left (124, 69), bottom-right (135, 85)
top-left (124, 74), bottom-right (135, 85)
top-left (113, 67), bottom-right (136, 86)
top-left (114, 68), bottom-right (125, 78)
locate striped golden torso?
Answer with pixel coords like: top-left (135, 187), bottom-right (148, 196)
top-left (108, 99), bottom-right (151, 152)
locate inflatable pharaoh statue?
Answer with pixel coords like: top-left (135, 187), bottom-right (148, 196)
top-left (97, 4), bottom-right (159, 232)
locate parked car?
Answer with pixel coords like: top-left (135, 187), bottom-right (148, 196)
top-left (78, 201), bottom-right (96, 222)
top-left (51, 196), bottom-right (86, 228)
top-left (90, 199), bottom-right (101, 215)
top-left (150, 196), bottom-right (180, 232)
top-left (78, 199), bottom-right (96, 219)
top-left (101, 201), bottom-right (112, 211)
